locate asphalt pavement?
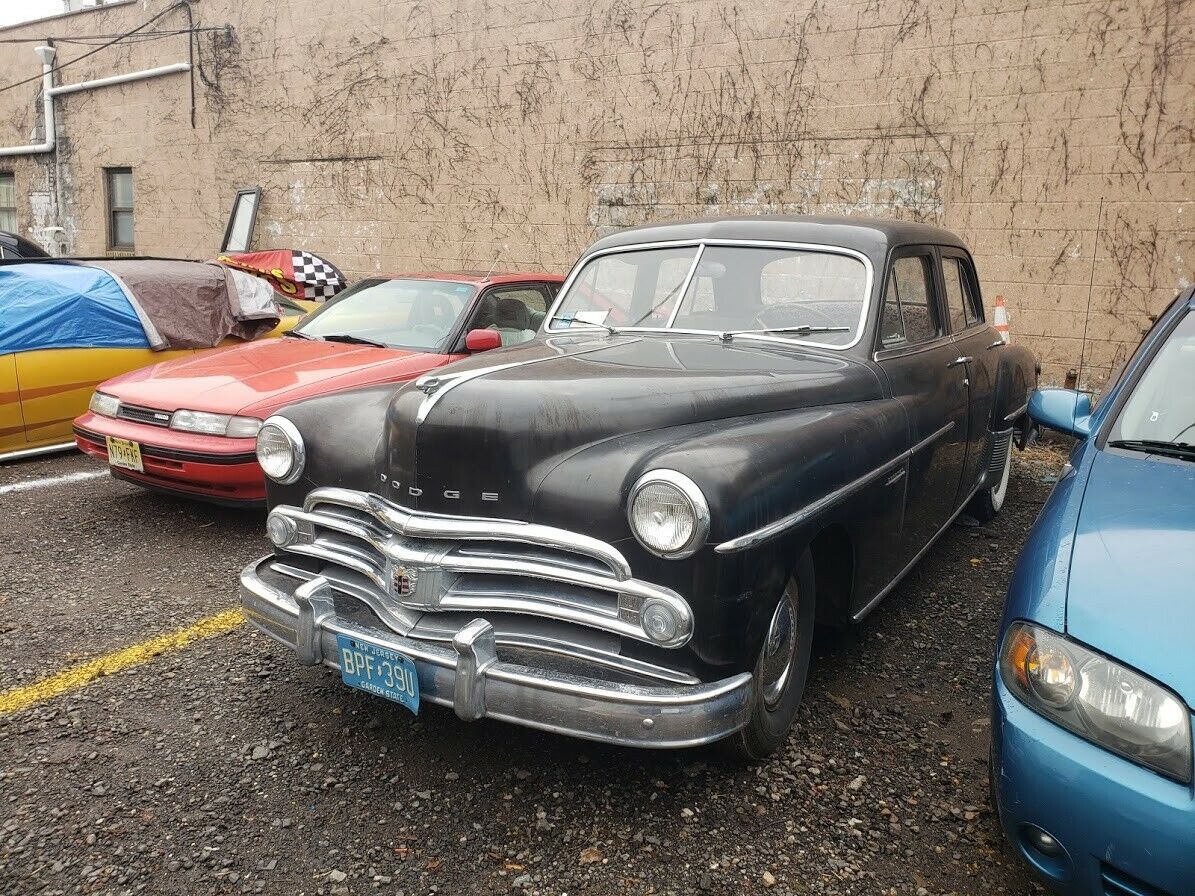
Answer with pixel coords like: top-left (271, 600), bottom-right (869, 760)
top-left (0, 448), bottom-right (1060, 895)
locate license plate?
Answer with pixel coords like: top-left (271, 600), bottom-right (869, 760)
top-left (335, 634), bottom-right (420, 715)
top-left (105, 436), bottom-right (143, 472)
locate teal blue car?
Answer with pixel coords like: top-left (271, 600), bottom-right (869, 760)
top-left (991, 286), bottom-right (1195, 894)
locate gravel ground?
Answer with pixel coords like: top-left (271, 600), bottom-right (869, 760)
top-left (0, 449), bottom-right (1064, 895)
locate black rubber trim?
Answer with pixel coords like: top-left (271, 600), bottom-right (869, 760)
top-left (73, 426), bottom-right (257, 465)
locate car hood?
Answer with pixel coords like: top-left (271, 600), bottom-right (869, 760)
top-left (382, 334), bottom-right (884, 518)
top-left (1066, 448), bottom-right (1195, 706)
top-left (100, 338), bottom-right (450, 417)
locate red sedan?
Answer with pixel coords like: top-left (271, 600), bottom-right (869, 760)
top-left (74, 271), bottom-right (562, 505)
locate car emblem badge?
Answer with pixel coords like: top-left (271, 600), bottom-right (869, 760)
top-left (416, 375), bottom-right (443, 396)
top-left (393, 565), bottom-right (418, 597)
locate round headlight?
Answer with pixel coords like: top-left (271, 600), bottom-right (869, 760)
top-left (256, 417), bottom-right (305, 484)
top-left (627, 470), bottom-right (709, 559)
top-left (641, 599), bottom-right (682, 643)
top-left (265, 511), bottom-right (298, 547)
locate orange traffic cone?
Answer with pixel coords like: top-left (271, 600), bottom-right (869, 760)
top-left (994, 295), bottom-right (1010, 343)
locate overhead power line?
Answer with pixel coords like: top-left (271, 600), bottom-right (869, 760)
top-left (0, 1), bottom-right (188, 95)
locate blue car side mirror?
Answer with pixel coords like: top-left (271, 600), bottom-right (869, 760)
top-left (1028, 388), bottom-right (1093, 439)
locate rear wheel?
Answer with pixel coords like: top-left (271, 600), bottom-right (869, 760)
top-left (967, 437), bottom-right (1012, 523)
top-left (728, 555), bottom-right (816, 760)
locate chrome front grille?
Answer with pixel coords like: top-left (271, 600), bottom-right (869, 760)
top-left (116, 403), bottom-right (172, 427)
top-left (267, 487), bottom-right (694, 649)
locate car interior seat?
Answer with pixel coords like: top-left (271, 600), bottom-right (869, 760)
top-left (491, 297), bottom-right (537, 346)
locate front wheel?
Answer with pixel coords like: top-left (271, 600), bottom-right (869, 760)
top-left (728, 555), bottom-right (816, 760)
top-left (967, 436), bottom-right (1012, 523)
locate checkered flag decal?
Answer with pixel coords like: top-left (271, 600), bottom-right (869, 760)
top-left (291, 250), bottom-right (347, 299)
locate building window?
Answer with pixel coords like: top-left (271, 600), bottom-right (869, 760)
top-left (0, 173), bottom-right (16, 233)
top-left (105, 167), bottom-right (134, 250)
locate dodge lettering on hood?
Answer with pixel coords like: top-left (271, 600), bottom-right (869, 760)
top-left (240, 216), bottom-right (1038, 755)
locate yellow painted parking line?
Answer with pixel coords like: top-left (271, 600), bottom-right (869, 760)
top-left (0, 609), bottom-right (245, 716)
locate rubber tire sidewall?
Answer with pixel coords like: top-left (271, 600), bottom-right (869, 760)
top-left (731, 551), bottom-right (817, 761)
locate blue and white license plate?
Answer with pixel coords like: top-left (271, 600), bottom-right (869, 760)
top-left (335, 634), bottom-right (420, 715)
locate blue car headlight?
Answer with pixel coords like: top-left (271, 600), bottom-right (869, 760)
top-left (1000, 622), bottom-right (1192, 783)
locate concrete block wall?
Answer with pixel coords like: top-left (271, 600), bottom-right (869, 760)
top-left (0, 0), bottom-right (1190, 386)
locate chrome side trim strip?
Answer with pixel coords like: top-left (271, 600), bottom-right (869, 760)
top-left (851, 482), bottom-right (982, 623)
top-left (715, 421), bottom-right (955, 554)
top-left (0, 441), bottom-right (78, 462)
top-left (1004, 401), bottom-right (1029, 423)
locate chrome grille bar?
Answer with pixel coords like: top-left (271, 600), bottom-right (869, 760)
top-left (270, 489), bottom-right (694, 648)
top-left (304, 487), bottom-right (632, 580)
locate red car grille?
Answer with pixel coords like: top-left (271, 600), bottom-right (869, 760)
top-left (116, 403), bottom-right (172, 428)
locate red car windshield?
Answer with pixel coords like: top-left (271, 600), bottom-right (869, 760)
top-left (295, 278), bottom-right (477, 350)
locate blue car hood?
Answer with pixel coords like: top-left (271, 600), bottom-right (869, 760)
top-left (1067, 449), bottom-right (1195, 706)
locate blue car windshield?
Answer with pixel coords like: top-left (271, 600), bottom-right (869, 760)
top-left (1110, 310), bottom-right (1195, 446)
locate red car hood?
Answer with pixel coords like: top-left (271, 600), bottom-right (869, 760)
top-left (100, 338), bottom-right (455, 417)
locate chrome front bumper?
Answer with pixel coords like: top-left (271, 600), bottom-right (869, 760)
top-left (240, 556), bottom-right (754, 748)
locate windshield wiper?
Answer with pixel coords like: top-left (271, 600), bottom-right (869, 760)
top-left (1108, 439), bottom-right (1195, 461)
top-left (718, 325), bottom-right (850, 342)
top-left (555, 317), bottom-right (619, 336)
top-left (320, 333), bottom-right (387, 348)
top-left (283, 330), bottom-right (318, 340)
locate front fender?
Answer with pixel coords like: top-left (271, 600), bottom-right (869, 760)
top-left (532, 402), bottom-right (907, 676)
top-left (534, 400), bottom-right (907, 547)
top-left (263, 384), bottom-right (397, 510)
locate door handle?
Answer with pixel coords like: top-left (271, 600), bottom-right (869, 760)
top-left (946, 356), bottom-right (973, 368)
top-left (988, 340), bottom-right (1006, 350)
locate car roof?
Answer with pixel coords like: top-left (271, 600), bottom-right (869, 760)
top-left (585, 215), bottom-right (969, 259)
top-left (0, 230), bottom-right (51, 258)
top-left (392, 270), bottom-right (564, 285)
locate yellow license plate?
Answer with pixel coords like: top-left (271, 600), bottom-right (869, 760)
top-left (105, 436), bottom-right (143, 472)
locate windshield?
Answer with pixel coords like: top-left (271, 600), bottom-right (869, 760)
top-left (296, 278), bottom-right (476, 350)
top-left (1110, 309), bottom-right (1195, 444)
top-left (548, 243), bottom-right (869, 347)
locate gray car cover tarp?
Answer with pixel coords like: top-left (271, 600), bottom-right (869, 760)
top-left (94, 260), bottom-right (280, 350)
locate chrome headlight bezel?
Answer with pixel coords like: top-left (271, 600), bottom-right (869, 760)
top-left (626, 469), bottom-right (710, 559)
top-left (256, 416), bottom-right (305, 485)
top-left (1000, 621), bottom-right (1193, 784)
top-left (89, 391), bottom-right (121, 418)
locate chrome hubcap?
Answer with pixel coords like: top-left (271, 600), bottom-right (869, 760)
top-left (760, 591), bottom-right (798, 709)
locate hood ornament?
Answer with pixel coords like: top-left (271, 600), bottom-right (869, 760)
top-left (416, 375), bottom-right (444, 396)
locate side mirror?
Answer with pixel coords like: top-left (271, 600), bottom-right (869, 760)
top-left (1028, 388), bottom-right (1093, 439)
top-left (465, 329), bottom-right (502, 352)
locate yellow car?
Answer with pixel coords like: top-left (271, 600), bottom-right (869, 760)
top-left (0, 261), bottom-right (314, 460)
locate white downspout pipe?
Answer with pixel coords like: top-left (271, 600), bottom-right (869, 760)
top-left (0, 47), bottom-right (191, 157)
top-left (0, 45), bottom-right (57, 157)
top-left (49, 62), bottom-right (191, 97)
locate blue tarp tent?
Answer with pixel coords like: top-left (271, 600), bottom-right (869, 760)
top-left (0, 263), bottom-right (149, 354)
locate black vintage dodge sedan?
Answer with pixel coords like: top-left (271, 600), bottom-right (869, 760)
top-left (240, 216), bottom-right (1038, 757)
